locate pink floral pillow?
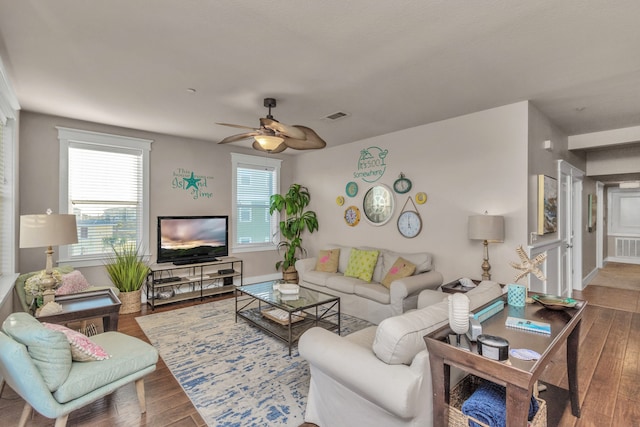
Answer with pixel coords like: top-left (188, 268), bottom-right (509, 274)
top-left (55, 270), bottom-right (90, 295)
top-left (43, 323), bottom-right (110, 361)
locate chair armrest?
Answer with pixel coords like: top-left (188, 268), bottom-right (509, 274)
top-left (390, 270), bottom-right (444, 301)
top-left (299, 327), bottom-right (422, 418)
top-left (295, 257), bottom-right (317, 276)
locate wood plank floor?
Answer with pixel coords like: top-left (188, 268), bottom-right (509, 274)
top-left (1, 263), bottom-right (639, 426)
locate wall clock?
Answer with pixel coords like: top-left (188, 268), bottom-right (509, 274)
top-left (397, 196), bottom-right (423, 238)
top-left (393, 173), bottom-right (412, 194)
top-left (363, 184), bottom-right (394, 225)
top-left (346, 181), bottom-right (358, 197)
top-left (344, 205), bottom-right (361, 227)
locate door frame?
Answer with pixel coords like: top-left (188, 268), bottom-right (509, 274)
top-left (558, 160), bottom-right (584, 293)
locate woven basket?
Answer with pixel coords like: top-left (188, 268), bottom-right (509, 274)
top-left (118, 289), bottom-right (142, 314)
top-left (448, 375), bottom-right (547, 427)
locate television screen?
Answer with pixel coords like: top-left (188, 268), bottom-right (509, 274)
top-left (157, 216), bottom-right (228, 264)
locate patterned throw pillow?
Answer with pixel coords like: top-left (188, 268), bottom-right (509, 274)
top-left (381, 257), bottom-right (417, 288)
top-left (56, 270), bottom-right (91, 295)
top-left (315, 249), bottom-right (340, 273)
top-left (43, 323), bottom-right (110, 362)
top-left (344, 248), bottom-right (380, 282)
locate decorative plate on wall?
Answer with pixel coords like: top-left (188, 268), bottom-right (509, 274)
top-left (336, 196), bottom-right (345, 206)
top-left (345, 181), bottom-right (358, 197)
top-left (344, 205), bottom-right (361, 227)
top-left (415, 192), bottom-right (427, 205)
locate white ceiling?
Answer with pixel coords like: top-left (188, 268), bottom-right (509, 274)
top-left (1, 1), bottom-right (640, 154)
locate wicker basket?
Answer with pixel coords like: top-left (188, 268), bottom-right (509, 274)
top-left (118, 289), bottom-right (142, 314)
top-left (448, 375), bottom-right (547, 427)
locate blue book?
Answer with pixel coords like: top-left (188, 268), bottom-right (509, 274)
top-left (505, 316), bottom-right (551, 335)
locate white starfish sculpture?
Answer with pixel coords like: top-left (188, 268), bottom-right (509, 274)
top-left (509, 245), bottom-right (547, 283)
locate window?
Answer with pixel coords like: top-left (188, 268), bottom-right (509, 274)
top-left (58, 127), bottom-right (152, 266)
top-left (608, 188), bottom-right (640, 236)
top-left (232, 153), bottom-right (281, 252)
top-left (0, 57), bottom-right (19, 280)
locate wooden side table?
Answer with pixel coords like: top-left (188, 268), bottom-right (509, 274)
top-left (37, 288), bottom-right (122, 332)
top-left (424, 294), bottom-right (585, 427)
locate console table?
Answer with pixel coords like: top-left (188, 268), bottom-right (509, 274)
top-left (424, 294), bottom-right (585, 427)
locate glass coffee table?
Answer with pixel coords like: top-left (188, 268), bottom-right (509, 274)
top-left (235, 281), bottom-right (340, 355)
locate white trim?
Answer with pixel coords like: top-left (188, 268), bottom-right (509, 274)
top-left (596, 181), bottom-right (604, 269)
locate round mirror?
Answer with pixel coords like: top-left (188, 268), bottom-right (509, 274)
top-left (363, 184), bottom-right (395, 225)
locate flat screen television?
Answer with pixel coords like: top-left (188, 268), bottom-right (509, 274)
top-left (157, 216), bottom-right (229, 265)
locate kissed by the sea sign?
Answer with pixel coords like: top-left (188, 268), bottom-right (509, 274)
top-left (353, 146), bottom-right (388, 183)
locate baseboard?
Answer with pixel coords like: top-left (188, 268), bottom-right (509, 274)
top-left (582, 267), bottom-right (599, 288)
top-left (605, 256), bottom-right (640, 265)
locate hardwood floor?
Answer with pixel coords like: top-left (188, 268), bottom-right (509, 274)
top-left (1, 264), bottom-right (639, 426)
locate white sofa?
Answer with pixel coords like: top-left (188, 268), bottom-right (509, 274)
top-left (298, 281), bottom-right (504, 427)
top-left (295, 245), bottom-right (444, 324)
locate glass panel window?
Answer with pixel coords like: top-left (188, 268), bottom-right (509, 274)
top-left (232, 153), bottom-right (281, 252)
top-left (58, 127), bottom-right (152, 266)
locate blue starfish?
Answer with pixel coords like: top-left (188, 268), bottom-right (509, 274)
top-left (184, 172), bottom-right (201, 191)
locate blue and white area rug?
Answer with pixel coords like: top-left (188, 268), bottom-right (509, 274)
top-left (136, 298), bottom-right (371, 427)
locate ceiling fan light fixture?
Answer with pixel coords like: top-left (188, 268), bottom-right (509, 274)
top-left (254, 135), bottom-right (284, 151)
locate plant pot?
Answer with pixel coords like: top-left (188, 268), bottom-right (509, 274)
top-left (283, 266), bottom-right (298, 284)
top-left (118, 289), bottom-right (142, 314)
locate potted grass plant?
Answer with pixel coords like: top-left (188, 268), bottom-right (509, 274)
top-left (105, 243), bottom-right (149, 314)
top-left (269, 183), bottom-right (319, 283)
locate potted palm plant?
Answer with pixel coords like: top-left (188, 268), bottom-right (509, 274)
top-left (105, 243), bottom-right (149, 314)
top-left (269, 183), bottom-right (319, 283)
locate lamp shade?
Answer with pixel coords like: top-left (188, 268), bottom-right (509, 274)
top-left (468, 215), bottom-right (504, 243)
top-left (20, 214), bottom-right (79, 248)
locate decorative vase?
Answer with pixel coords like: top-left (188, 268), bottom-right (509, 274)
top-left (118, 289), bottom-right (142, 314)
top-left (283, 266), bottom-right (298, 284)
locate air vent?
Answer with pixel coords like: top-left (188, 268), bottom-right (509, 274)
top-left (323, 111), bottom-right (350, 121)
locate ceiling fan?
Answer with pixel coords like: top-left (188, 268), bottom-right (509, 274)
top-left (216, 98), bottom-right (327, 153)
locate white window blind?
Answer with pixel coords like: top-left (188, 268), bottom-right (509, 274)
top-left (58, 127), bottom-right (152, 266)
top-left (0, 120), bottom-right (4, 274)
top-left (232, 153), bottom-right (281, 252)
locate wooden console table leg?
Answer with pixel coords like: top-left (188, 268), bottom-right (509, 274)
top-left (428, 353), bottom-right (448, 427)
top-left (506, 384), bottom-right (531, 427)
top-left (567, 319), bottom-right (582, 417)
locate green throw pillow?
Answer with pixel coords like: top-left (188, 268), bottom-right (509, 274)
top-left (2, 312), bottom-right (72, 391)
top-left (344, 248), bottom-right (379, 282)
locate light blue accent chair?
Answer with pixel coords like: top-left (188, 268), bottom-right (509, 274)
top-left (0, 312), bottom-right (158, 427)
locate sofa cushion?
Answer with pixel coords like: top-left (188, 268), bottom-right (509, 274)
top-left (303, 269), bottom-right (339, 287)
top-left (315, 249), bottom-right (340, 273)
top-left (345, 248), bottom-right (380, 282)
top-left (43, 323), bottom-right (110, 362)
top-left (2, 312), bottom-right (72, 392)
top-left (326, 244), bottom-right (352, 273)
top-left (381, 257), bottom-right (416, 288)
top-left (373, 282), bottom-right (503, 365)
top-left (382, 251), bottom-right (432, 276)
top-left (326, 275), bottom-right (361, 294)
top-left (354, 282), bottom-right (391, 304)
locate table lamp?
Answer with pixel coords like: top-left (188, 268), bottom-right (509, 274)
top-left (20, 211), bottom-right (78, 304)
top-left (468, 213), bottom-right (504, 280)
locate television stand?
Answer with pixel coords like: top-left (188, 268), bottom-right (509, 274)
top-left (173, 257), bottom-right (218, 265)
top-left (146, 257), bottom-right (243, 310)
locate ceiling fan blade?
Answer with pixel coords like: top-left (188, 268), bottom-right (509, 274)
top-left (260, 118), bottom-right (307, 140)
top-left (216, 122), bottom-right (258, 131)
top-left (282, 126), bottom-right (327, 150)
top-left (252, 140), bottom-right (288, 153)
top-left (218, 132), bottom-right (258, 144)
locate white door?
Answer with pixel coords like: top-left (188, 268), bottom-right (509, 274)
top-left (558, 160), bottom-right (584, 296)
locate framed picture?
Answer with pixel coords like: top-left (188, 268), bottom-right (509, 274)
top-left (537, 175), bottom-right (557, 235)
top-left (588, 193), bottom-right (597, 232)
